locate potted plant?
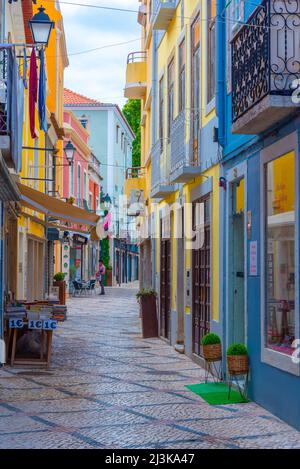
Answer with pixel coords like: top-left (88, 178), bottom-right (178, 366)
top-left (227, 343), bottom-right (249, 375)
top-left (201, 333), bottom-right (222, 361)
top-left (53, 272), bottom-right (66, 305)
top-left (136, 288), bottom-right (158, 339)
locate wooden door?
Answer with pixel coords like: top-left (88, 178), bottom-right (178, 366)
top-left (160, 238), bottom-right (171, 340)
top-left (192, 197), bottom-right (211, 356)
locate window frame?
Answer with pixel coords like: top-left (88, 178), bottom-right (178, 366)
top-left (226, 0), bottom-right (244, 94)
top-left (178, 37), bottom-right (186, 114)
top-left (190, 13), bottom-right (201, 165)
top-left (260, 132), bottom-right (300, 376)
top-left (159, 75), bottom-right (165, 154)
top-left (206, 0), bottom-right (216, 110)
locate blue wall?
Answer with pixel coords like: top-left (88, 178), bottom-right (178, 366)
top-left (217, 0), bottom-right (300, 430)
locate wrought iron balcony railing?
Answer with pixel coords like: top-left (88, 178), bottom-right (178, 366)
top-left (231, 0), bottom-right (300, 133)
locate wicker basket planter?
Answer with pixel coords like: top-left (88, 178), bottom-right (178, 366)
top-left (227, 355), bottom-right (249, 375)
top-left (202, 343), bottom-right (222, 362)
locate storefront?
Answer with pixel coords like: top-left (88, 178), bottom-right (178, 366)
top-left (17, 183), bottom-right (100, 299)
top-left (222, 125), bottom-right (300, 430)
top-left (70, 233), bottom-right (89, 281)
top-left (0, 155), bottom-right (20, 345)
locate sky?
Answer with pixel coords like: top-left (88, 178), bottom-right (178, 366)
top-left (60, 0), bottom-right (140, 109)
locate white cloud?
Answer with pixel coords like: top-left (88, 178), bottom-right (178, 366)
top-left (60, 0), bottom-right (140, 107)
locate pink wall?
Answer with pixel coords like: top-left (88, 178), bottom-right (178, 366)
top-left (63, 112), bottom-right (89, 206)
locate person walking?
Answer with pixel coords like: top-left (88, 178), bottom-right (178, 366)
top-left (96, 259), bottom-right (106, 295)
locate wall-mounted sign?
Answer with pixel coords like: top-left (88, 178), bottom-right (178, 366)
top-left (249, 241), bottom-right (258, 276)
top-left (28, 320), bottom-right (43, 330)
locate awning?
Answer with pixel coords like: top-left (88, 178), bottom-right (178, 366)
top-left (18, 183), bottom-right (100, 227)
top-left (0, 154), bottom-right (20, 202)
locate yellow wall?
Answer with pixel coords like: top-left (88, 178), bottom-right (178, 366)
top-left (151, 0), bottom-right (220, 323)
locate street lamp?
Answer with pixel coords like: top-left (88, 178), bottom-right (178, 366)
top-left (64, 141), bottom-right (76, 166)
top-left (29, 6), bottom-right (54, 47)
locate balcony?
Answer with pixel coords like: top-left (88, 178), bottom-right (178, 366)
top-left (151, 140), bottom-right (174, 199)
top-left (124, 52), bottom-right (147, 99)
top-left (152, 0), bottom-right (176, 30)
top-left (124, 167), bottom-right (147, 216)
top-left (170, 111), bottom-right (203, 183)
top-left (231, 0), bottom-right (300, 135)
top-left (0, 48), bottom-right (22, 172)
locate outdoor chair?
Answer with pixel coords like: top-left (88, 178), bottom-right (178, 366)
top-left (72, 280), bottom-right (83, 296)
top-left (86, 279), bottom-right (96, 295)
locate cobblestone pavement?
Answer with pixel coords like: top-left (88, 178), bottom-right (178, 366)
top-left (1, 287), bottom-right (300, 449)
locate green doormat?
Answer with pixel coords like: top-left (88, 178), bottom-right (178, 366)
top-left (185, 382), bottom-right (250, 405)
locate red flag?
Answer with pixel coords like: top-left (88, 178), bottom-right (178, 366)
top-left (29, 48), bottom-right (38, 139)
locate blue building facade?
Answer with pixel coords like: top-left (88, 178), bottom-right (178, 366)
top-left (217, 0), bottom-right (300, 429)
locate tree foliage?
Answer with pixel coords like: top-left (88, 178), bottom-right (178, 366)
top-left (122, 99), bottom-right (141, 168)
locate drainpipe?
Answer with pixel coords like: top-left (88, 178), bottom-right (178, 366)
top-left (151, 31), bottom-right (158, 290)
top-left (216, 0), bottom-right (226, 148)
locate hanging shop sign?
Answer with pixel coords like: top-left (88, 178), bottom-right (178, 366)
top-left (9, 319), bottom-right (58, 330)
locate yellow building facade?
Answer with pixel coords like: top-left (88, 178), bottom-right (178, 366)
top-left (6, 1), bottom-right (68, 302)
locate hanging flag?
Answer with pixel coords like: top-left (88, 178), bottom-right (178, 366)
top-left (38, 48), bottom-right (47, 133)
top-left (23, 47), bottom-right (28, 89)
top-left (29, 48), bottom-right (37, 139)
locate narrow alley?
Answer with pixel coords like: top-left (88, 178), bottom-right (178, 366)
top-left (1, 288), bottom-right (300, 450)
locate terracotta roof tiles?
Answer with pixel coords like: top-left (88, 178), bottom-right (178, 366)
top-left (64, 88), bottom-right (104, 107)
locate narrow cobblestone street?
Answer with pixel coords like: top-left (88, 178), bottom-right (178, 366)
top-left (1, 287), bottom-right (300, 449)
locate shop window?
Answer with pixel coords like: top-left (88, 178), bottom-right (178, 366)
top-left (265, 151), bottom-right (295, 356)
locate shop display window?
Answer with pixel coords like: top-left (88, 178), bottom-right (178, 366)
top-left (265, 151), bottom-right (295, 355)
